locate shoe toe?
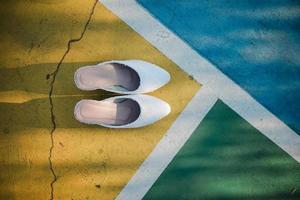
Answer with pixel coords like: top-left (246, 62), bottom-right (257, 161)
top-left (74, 100), bottom-right (84, 122)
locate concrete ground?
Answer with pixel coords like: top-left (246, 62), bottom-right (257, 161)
top-left (1, 1), bottom-right (300, 200)
top-left (0, 0), bottom-right (199, 199)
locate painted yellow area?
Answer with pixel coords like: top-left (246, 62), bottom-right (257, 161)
top-left (0, 0), bottom-right (200, 200)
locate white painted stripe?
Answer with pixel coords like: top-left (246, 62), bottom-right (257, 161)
top-left (116, 86), bottom-right (218, 200)
top-left (100, 0), bottom-right (300, 164)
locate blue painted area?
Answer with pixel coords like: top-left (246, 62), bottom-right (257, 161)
top-left (138, 0), bottom-right (300, 133)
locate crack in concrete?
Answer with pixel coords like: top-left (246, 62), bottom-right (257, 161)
top-left (47, 1), bottom-right (98, 199)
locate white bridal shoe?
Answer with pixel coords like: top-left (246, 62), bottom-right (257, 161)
top-left (74, 60), bottom-right (170, 94)
top-left (74, 95), bottom-right (171, 128)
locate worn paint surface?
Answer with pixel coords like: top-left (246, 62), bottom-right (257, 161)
top-left (0, 1), bottom-right (199, 199)
top-left (2, 0), bottom-right (299, 199)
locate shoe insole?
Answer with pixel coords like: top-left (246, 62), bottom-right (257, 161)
top-left (78, 63), bottom-right (140, 91)
top-left (79, 99), bottom-right (140, 126)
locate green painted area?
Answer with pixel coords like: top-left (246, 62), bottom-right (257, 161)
top-left (144, 100), bottom-right (300, 200)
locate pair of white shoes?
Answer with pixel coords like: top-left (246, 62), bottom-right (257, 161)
top-left (74, 60), bottom-right (171, 128)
